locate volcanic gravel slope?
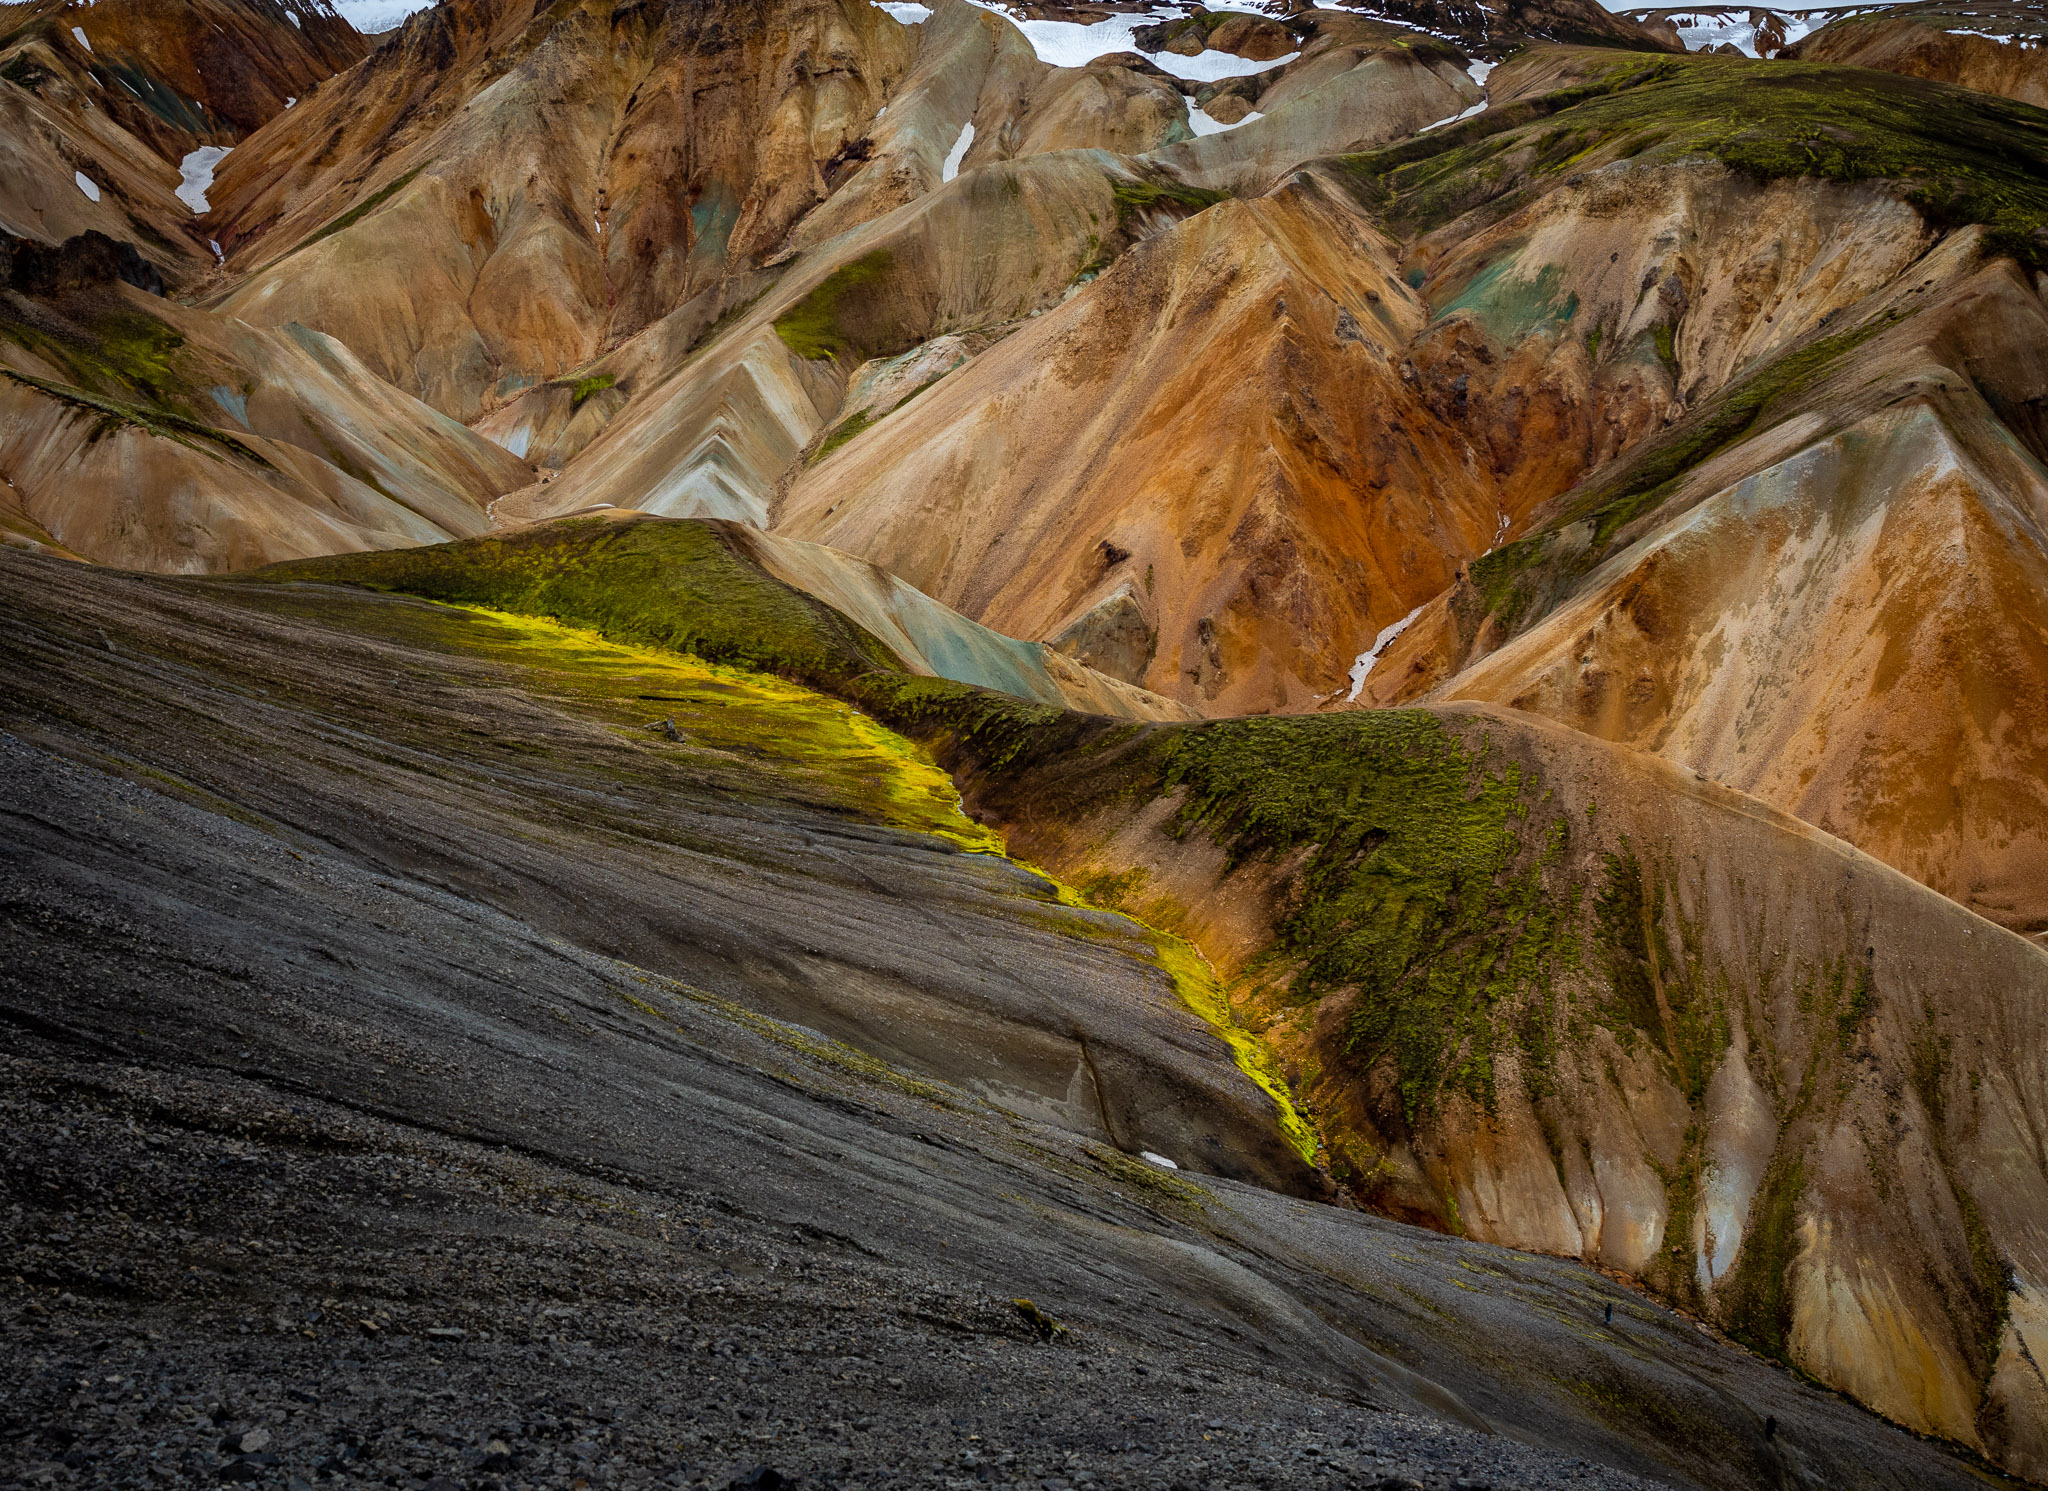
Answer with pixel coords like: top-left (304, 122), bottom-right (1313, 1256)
top-left (0, 548), bottom-right (2004, 1491)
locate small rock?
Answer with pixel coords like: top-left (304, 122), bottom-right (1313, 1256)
top-left (426, 1326), bottom-right (467, 1340)
top-left (728, 1467), bottom-right (790, 1491)
top-left (237, 1429), bottom-right (270, 1454)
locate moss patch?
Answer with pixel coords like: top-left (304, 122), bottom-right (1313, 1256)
top-left (258, 518), bottom-right (906, 698)
top-left (569, 372), bottom-right (615, 407)
top-left (773, 251), bottom-right (895, 363)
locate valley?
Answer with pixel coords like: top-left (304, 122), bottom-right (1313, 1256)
top-left (5, 0), bottom-right (2048, 1483)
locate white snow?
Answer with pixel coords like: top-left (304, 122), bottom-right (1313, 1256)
top-left (1152, 46), bottom-right (1298, 81)
top-left (941, 120), bottom-right (975, 182)
top-left (285, 96), bottom-right (297, 107)
top-left (1642, 8), bottom-right (1825, 58)
top-left (1141, 1151), bottom-right (1180, 1170)
top-left (1186, 101), bottom-right (1263, 135)
top-left (208, 237), bottom-right (224, 264)
top-left (1951, 27), bottom-right (2022, 43)
top-left (1345, 604), bottom-right (1425, 701)
top-left (73, 171), bottom-right (100, 203)
top-left (1421, 101), bottom-right (1486, 131)
top-left (330, 0), bottom-right (433, 32)
top-left (962, 1), bottom-right (1295, 80)
top-left (71, 24), bottom-right (90, 50)
top-left (176, 144), bottom-right (231, 214)
top-left (872, 1), bottom-right (932, 21)
top-left (1466, 59), bottom-right (1495, 88)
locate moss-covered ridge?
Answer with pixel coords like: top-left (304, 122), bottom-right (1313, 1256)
top-left (253, 523), bottom-right (1316, 1157)
top-left (1336, 50), bottom-right (2048, 266)
top-left (260, 518), bottom-right (907, 697)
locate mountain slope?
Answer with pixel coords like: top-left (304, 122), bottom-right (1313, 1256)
top-left (0, 539), bottom-right (2011, 1491)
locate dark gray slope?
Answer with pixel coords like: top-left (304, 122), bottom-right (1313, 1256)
top-left (0, 549), bottom-right (2004, 1491)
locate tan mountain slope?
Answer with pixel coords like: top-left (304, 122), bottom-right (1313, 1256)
top-left (0, 238), bottom-right (526, 569)
top-left (1787, 0), bottom-right (2048, 107)
top-left (202, 0), bottom-right (919, 420)
top-left (770, 51), bottom-right (2013, 718)
top-left (919, 691), bottom-right (2048, 1477)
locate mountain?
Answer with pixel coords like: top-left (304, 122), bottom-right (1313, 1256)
top-left (6, 0), bottom-right (2048, 1482)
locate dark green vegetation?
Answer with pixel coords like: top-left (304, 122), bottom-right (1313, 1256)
top-left (811, 406), bottom-right (874, 463)
top-left (258, 523), bottom-right (1688, 1132)
top-left (1337, 51), bottom-right (2048, 265)
top-left (772, 250), bottom-right (897, 363)
top-left (1153, 713), bottom-right (1578, 1123)
top-left (0, 369), bottom-right (265, 463)
top-left (568, 371), bottom-right (615, 406)
top-left (1, 302), bottom-right (193, 412)
top-left (1110, 178), bottom-right (1231, 232)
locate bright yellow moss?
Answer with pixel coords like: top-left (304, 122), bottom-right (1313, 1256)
top-left (440, 606), bottom-right (1004, 851)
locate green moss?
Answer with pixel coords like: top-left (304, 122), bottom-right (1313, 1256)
top-left (257, 519), bottom-right (906, 699)
top-left (773, 250), bottom-right (894, 363)
top-left (1110, 179), bottom-right (1229, 231)
top-left (1, 306), bottom-right (194, 411)
top-left (1151, 933), bottom-right (1321, 1166)
top-left (0, 370), bottom-right (268, 464)
top-left (1722, 1151), bottom-right (1806, 1363)
top-left (569, 372), bottom-right (615, 407)
top-left (811, 407), bottom-right (874, 463)
top-left (1145, 712), bottom-right (1578, 1122)
top-left (1835, 962), bottom-right (1876, 1052)
top-left (1650, 322), bottom-right (1676, 374)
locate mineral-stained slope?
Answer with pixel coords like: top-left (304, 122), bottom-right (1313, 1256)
top-left (1330, 55), bottom-right (2048, 945)
top-left (919, 688), bottom-right (2048, 1476)
top-left (0, 541), bottom-right (2006, 1491)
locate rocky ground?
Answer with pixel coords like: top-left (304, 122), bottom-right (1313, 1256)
top-left (0, 549), bottom-right (2005, 1491)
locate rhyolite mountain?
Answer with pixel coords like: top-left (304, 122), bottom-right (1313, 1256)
top-left (6, 0), bottom-right (2048, 1485)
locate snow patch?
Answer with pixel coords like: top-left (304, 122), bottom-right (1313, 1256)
top-left (1466, 59), bottom-right (1494, 88)
top-left (872, 0), bottom-right (932, 21)
top-left (73, 171), bottom-right (100, 203)
top-left (287, 9), bottom-right (300, 23)
top-left (942, 120), bottom-right (975, 182)
top-left (1186, 101), bottom-right (1263, 135)
top-left (1345, 604), bottom-right (1424, 701)
top-left (330, 0), bottom-right (433, 32)
top-left (176, 145), bottom-right (231, 214)
top-left (70, 24), bottom-right (90, 50)
top-left (962, 2), bottom-right (1294, 80)
top-left (1141, 1151), bottom-right (1180, 1170)
top-left (1421, 100), bottom-right (1486, 131)
top-left (285, 96), bottom-right (297, 108)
